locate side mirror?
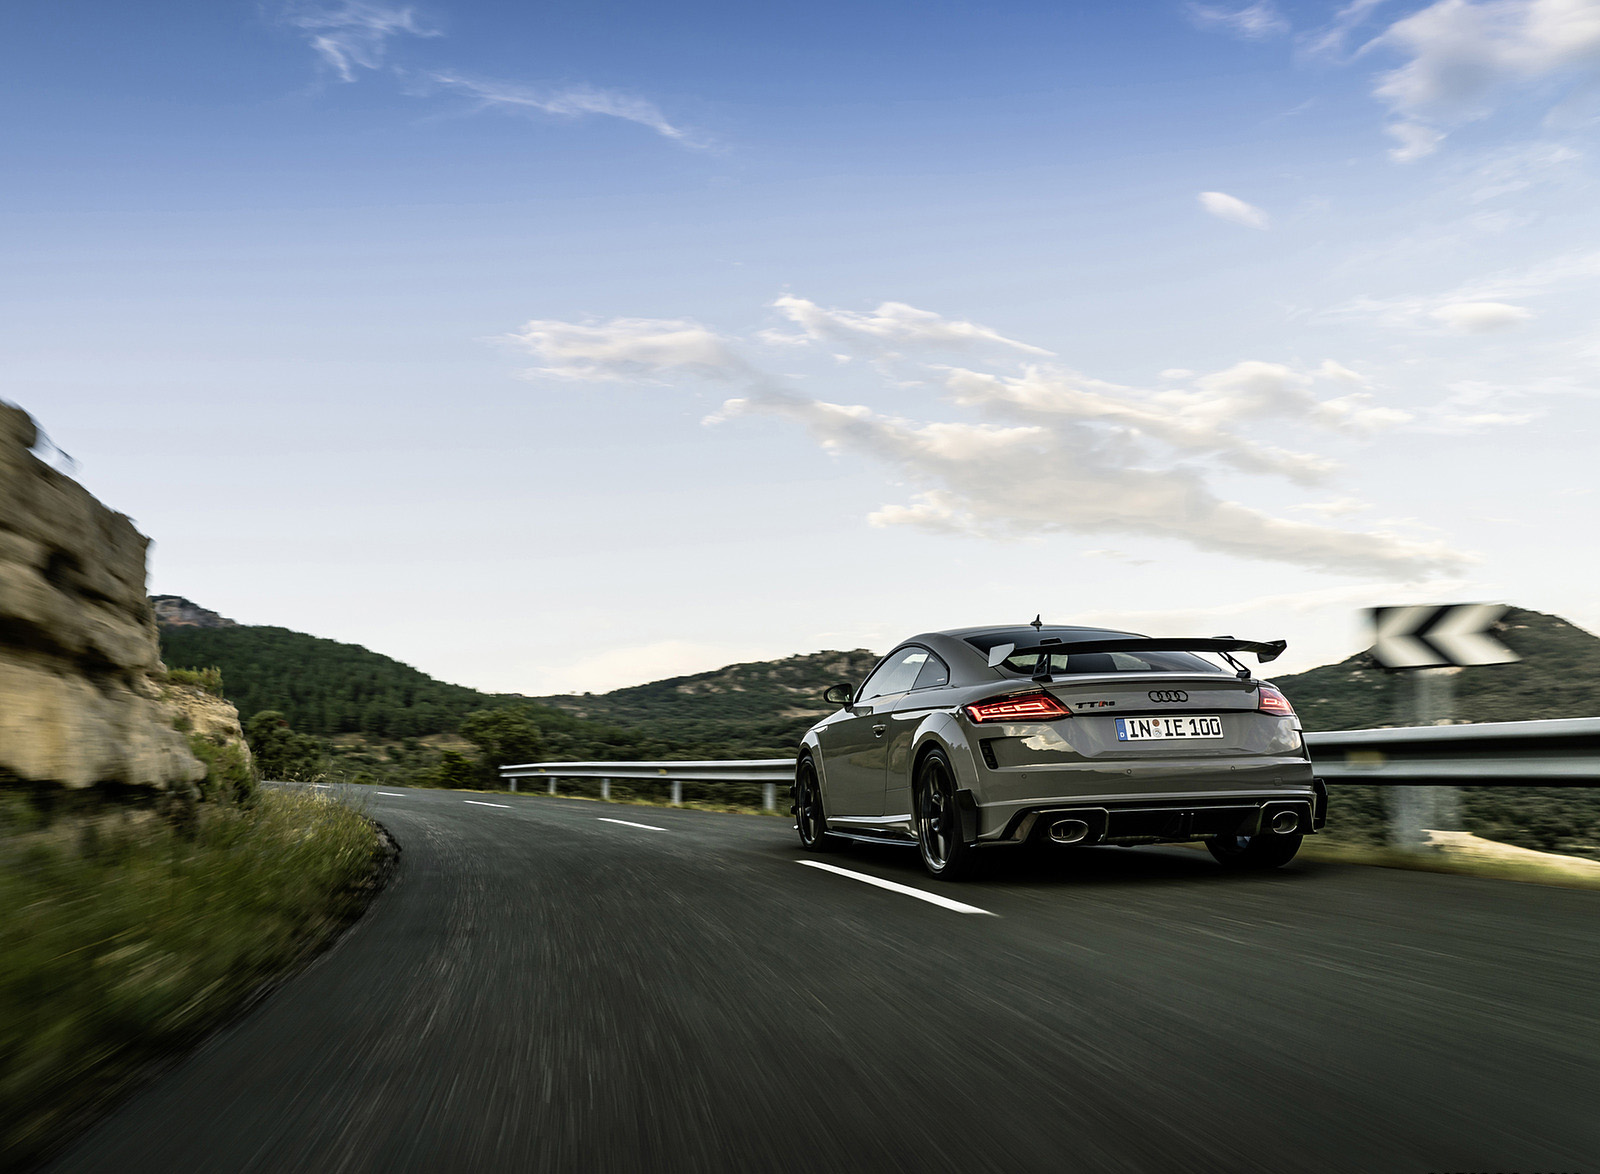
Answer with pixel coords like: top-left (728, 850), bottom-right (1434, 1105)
top-left (822, 683), bottom-right (854, 706)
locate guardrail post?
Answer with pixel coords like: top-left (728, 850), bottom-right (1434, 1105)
top-left (671, 779), bottom-right (682, 806)
top-left (1387, 787), bottom-right (1435, 851)
top-left (601, 778), bottom-right (610, 801)
top-left (1387, 667), bottom-right (1461, 850)
top-left (509, 778), bottom-right (517, 793)
top-left (763, 782), bottom-right (776, 811)
top-left (548, 776), bottom-right (557, 796)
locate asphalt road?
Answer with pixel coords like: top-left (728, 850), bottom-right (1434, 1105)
top-left (52, 786), bottom-right (1600, 1173)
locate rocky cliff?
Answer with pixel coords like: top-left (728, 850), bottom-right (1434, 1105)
top-left (0, 401), bottom-right (204, 790)
top-left (151, 595), bottom-right (237, 629)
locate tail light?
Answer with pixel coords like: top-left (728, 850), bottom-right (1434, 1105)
top-left (1257, 685), bottom-right (1295, 717)
top-left (964, 691), bottom-right (1072, 723)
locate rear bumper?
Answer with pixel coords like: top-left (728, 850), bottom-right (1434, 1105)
top-left (991, 793), bottom-right (1318, 846)
top-left (966, 754), bottom-right (1317, 842)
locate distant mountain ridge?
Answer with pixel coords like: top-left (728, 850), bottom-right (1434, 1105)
top-left (532, 649), bottom-right (883, 755)
top-left (155, 599), bottom-right (1600, 752)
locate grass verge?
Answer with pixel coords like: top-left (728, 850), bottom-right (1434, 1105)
top-left (0, 789), bottom-right (387, 1168)
top-left (1300, 838), bottom-right (1600, 892)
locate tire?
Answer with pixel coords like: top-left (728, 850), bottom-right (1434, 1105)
top-left (794, 755), bottom-right (841, 852)
top-left (1207, 832), bottom-right (1303, 870)
top-left (914, 749), bottom-right (977, 880)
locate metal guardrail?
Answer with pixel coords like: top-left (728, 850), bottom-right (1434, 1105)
top-left (502, 759), bottom-right (793, 783)
top-left (501, 719), bottom-right (1600, 806)
top-left (1304, 718), bottom-right (1600, 784)
top-left (501, 759), bottom-right (793, 807)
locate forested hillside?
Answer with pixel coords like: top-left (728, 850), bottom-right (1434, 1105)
top-left (159, 604), bottom-right (1600, 853)
top-left (159, 624), bottom-right (508, 738)
top-left (154, 610), bottom-right (882, 786)
top-left (1274, 608), bottom-right (1600, 731)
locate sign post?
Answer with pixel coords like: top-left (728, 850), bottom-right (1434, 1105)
top-left (1366, 604), bottom-right (1519, 849)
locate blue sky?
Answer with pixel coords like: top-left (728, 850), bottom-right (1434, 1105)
top-left (6, 0), bottom-right (1599, 692)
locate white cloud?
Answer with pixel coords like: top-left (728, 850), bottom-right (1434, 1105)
top-left (769, 295), bottom-right (1053, 356)
top-left (1386, 119), bottom-right (1447, 161)
top-left (1316, 359), bottom-right (1370, 385)
top-left (1198, 191), bottom-right (1271, 229)
top-left (1190, 2), bottom-right (1291, 38)
top-left (507, 299), bottom-right (1467, 580)
top-left (1429, 299), bottom-right (1536, 329)
top-left (1368, 0), bottom-right (1600, 158)
top-left (425, 73), bottom-right (703, 145)
top-left (504, 318), bottom-right (752, 382)
top-left (1295, 497), bottom-right (1374, 517)
top-left (1314, 392), bottom-right (1415, 431)
top-left (286, 2), bottom-right (438, 81)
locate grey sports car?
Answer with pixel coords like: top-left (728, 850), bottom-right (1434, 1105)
top-left (794, 624), bottom-right (1323, 879)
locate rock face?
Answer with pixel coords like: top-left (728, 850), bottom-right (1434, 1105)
top-left (151, 595), bottom-right (237, 629)
top-left (0, 401), bottom-right (204, 790)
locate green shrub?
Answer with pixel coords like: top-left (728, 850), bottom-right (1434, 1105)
top-left (164, 666), bottom-right (224, 696)
top-left (244, 711), bottom-right (324, 782)
top-left (0, 789), bottom-right (380, 1167)
top-left (432, 749), bottom-right (482, 790)
top-left (187, 734), bottom-right (258, 805)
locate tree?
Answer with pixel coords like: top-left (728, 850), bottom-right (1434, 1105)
top-left (461, 708), bottom-right (548, 770)
top-left (432, 750), bottom-right (480, 790)
top-left (243, 711), bottom-right (324, 781)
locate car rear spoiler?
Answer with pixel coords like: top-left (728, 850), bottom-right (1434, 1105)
top-left (986, 636), bottom-right (1288, 672)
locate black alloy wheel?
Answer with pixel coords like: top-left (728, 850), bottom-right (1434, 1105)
top-left (914, 749), bottom-right (975, 880)
top-left (1206, 831), bottom-right (1304, 870)
top-left (795, 755), bottom-right (839, 852)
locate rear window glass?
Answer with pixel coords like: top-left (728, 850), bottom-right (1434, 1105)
top-left (996, 649), bottom-right (1227, 676)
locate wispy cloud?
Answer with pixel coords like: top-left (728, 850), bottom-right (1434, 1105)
top-left (506, 298), bottom-right (1465, 580)
top-left (1303, 0), bottom-right (1396, 57)
top-left (1189, 2), bottom-right (1291, 39)
top-left (764, 295), bottom-right (1053, 357)
top-left (1326, 245), bottom-right (1600, 328)
top-left (285, 2), bottom-right (438, 82)
top-left (1367, 0), bottom-right (1600, 160)
top-left (1199, 190), bottom-right (1271, 229)
top-left (424, 72), bottom-right (706, 146)
top-left (281, 5), bottom-right (702, 147)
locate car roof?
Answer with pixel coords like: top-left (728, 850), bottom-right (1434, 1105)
top-left (931, 624), bottom-right (1147, 642)
top-left (886, 626), bottom-right (1151, 676)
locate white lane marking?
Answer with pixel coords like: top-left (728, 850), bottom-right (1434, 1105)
top-left (464, 800), bottom-right (511, 809)
top-left (376, 791), bottom-right (404, 797)
top-left (796, 861), bottom-right (995, 916)
top-left (598, 817), bottom-right (668, 832)
top-left (311, 784), bottom-right (331, 789)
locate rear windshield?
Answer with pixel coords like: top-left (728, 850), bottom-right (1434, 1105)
top-left (995, 649), bottom-right (1227, 676)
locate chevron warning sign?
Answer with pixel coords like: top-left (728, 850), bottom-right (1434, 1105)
top-left (1368, 603), bottom-right (1521, 669)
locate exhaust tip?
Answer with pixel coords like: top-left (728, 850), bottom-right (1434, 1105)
top-left (1270, 810), bottom-right (1300, 834)
top-left (1049, 819), bottom-right (1090, 844)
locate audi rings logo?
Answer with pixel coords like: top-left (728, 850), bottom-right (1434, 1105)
top-left (1148, 690), bottom-right (1188, 703)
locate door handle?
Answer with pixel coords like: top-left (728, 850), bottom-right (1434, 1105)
top-left (873, 724), bottom-right (886, 738)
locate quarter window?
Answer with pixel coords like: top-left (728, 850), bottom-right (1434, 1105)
top-left (912, 652), bottom-right (950, 690)
top-left (859, 647), bottom-right (932, 700)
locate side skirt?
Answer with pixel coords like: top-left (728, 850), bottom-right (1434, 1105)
top-left (823, 814), bottom-right (916, 844)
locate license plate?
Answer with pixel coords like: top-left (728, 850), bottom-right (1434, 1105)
top-left (1116, 716), bottom-right (1224, 741)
